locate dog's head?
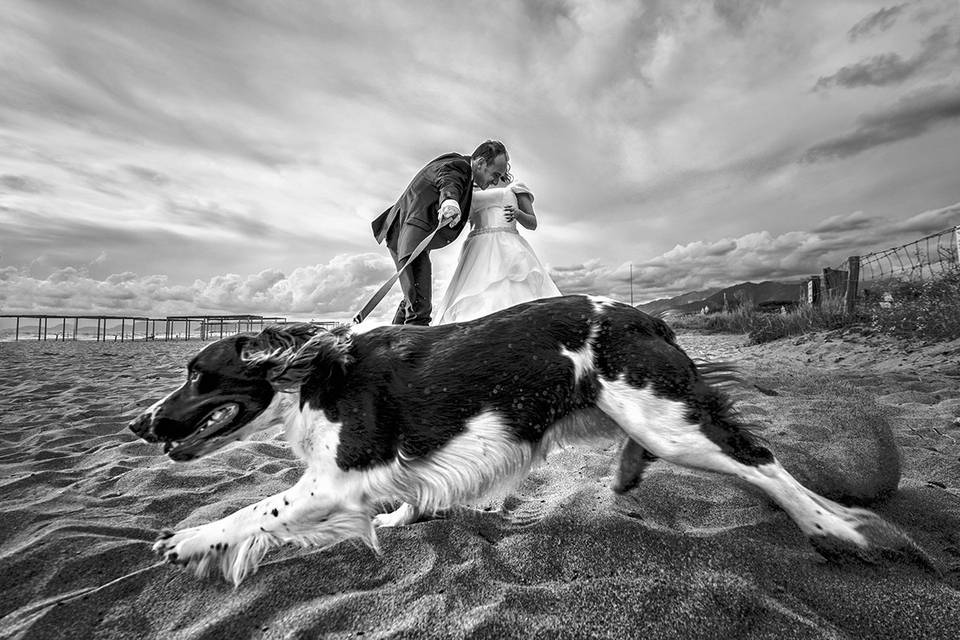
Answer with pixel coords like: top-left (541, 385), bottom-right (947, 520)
top-left (128, 323), bottom-right (351, 461)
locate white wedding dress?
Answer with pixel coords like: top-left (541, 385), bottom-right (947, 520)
top-left (432, 180), bottom-right (562, 325)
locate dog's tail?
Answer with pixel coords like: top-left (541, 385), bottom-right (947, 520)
top-left (695, 359), bottom-right (744, 389)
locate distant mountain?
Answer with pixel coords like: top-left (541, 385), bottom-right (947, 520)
top-left (635, 288), bottom-right (722, 316)
top-left (636, 280), bottom-right (805, 315)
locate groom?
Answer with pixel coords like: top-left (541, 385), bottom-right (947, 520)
top-left (372, 140), bottom-right (510, 325)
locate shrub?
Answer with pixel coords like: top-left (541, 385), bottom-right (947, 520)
top-left (868, 268), bottom-right (960, 341)
top-left (666, 294), bottom-right (855, 344)
top-left (665, 266), bottom-right (959, 343)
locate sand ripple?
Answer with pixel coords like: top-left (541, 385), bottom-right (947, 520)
top-left (1, 336), bottom-right (959, 639)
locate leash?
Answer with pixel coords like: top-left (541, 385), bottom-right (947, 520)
top-left (352, 220), bottom-right (446, 325)
top-left (1, 557), bottom-right (167, 629)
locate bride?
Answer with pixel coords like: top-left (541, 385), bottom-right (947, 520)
top-left (432, 171), bottom-right (562, 325)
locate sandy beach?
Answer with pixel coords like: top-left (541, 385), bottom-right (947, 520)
top-left (1, 330), bottom-right (959, 639)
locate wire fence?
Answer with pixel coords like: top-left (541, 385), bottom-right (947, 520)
top-left (833, 225), bottom-right (960, 284)
top-left (808, 225), bottom-right (959, 312)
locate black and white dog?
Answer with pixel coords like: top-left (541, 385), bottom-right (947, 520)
top-left (129, 295), bottom-right (922, 586)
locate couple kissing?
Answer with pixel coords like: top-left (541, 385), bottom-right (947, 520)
top-left (371, 140), bottom-right (561, 326)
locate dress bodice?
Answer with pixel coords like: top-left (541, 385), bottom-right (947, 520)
top-left (470, 185), bottom-right (517, 231)
top-left (469, 181), bottom-right (533, 233)
top-left (431, 178), bottom-right (559, 325)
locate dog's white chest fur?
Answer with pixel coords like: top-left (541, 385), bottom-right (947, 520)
top-left (285, 400), bottom-right (341, 472)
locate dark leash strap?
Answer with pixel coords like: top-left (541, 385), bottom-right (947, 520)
top-left (351, 221), bottom-right (445, 325)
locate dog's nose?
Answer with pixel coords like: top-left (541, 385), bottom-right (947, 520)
top-left (128, 413), bottom-right (159, 442)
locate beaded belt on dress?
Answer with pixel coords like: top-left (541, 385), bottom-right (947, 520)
top-left (468, 226), bottom-right (519, 238)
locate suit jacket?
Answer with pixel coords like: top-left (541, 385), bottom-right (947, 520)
top-left (372, 153), bottom-right (474, 260)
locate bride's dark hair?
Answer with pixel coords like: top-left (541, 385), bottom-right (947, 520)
top-left (500, 162), bottom-right (513, 184)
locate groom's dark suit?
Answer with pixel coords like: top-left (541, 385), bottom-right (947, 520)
top-left (372, 153), bottom-right (474, 325)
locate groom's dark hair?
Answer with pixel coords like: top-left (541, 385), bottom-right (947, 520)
top-left (471, 140), bottom-right (508, 164)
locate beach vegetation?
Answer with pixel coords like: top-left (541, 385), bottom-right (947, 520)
top-left (864, 267), bottom-right (960, 342)
top-left (666, 266), bottom-right (960, 344)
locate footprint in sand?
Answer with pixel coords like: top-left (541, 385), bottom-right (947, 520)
top-left (496, 493), bottom-right (553, 527)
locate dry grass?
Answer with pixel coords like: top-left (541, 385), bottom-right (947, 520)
top-left (865, 267), bottom-right (960, 341)
top-left (666, 267), bottom-right (960, 344)
top-left (668, 295), bottom-right (852, 344)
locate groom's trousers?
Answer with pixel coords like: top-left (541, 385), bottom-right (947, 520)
top-left (388, 245), bottom-right (433, 326)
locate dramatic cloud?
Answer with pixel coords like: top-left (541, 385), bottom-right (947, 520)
top-left (4, 203), bottom-right (954, 319)
top-left (162, 199), bottom-right (285, 240)
top-left (801, 84), bottom-right (960, 161)
top-left (847, 4), bottom-right (906, 41)
top-left (1, 1), bottom-right (958, 319)
top-left (124, 165), bottom-right (171, 186)
top-left (812, 211), bottom-right (877, 234)
top-left (711, 0), bottom-right (773, 34)
top-left (815, 26), bottom-right (958, 90)
top-left (585, 201), bottom-right (960, 302)
top-left (0, 175), bottom-right (50, 193)
top-left (814, 53), bottom-right (923, 91)
top-left (890, 201), bottom-right (960, 235)
top-left (0, 253), bottom-right (398, 322)
top-left (0, 198), bottom-right (371, 285)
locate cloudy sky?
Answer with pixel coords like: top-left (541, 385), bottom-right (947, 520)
top-left (1, 0), bottom-right (958, 324)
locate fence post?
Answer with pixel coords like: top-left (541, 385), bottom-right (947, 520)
top-left (845, 256), bottom-right (860, 315)
top-left (808, 276), bottom-right (821, 308)
top-left (955, 225), bottom-right (960, 265)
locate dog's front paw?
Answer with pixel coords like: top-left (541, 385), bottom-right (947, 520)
top-left (153, 526), bottom-right (227, 575)
top-left (373, 502), bottom-right (421, 528)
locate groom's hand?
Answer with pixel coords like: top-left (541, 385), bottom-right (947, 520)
top-left (439, 199), bottom-right (461, 228)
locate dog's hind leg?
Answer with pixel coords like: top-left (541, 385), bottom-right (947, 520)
top-left (611, 439), bottom-right (658, 494)
top-left (597, 375), bottom-right (938, 571)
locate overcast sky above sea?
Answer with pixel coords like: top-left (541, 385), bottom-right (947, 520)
top-left (1, 0), bottom-right (959, 323)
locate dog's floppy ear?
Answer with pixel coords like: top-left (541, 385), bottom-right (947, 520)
top-left (240, 324), bottom-right (352, 391)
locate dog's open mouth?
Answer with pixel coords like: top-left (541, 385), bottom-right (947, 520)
top-left (163, 403), bottom-right (240, 458)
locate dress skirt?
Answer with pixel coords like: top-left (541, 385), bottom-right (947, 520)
top-left (433, 226), bottom-right (562, 325)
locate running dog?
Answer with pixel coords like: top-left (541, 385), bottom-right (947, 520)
top-left (128, 295), bottom-right (926, 586)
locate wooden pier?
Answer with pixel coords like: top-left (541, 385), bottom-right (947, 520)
top-left (0, 313), bottom-right (332, 342)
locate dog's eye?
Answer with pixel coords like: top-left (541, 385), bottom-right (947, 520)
top-left (189, 371), bottom-right (202, 383)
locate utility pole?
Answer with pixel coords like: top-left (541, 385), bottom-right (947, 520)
top-left (630, 263), bottom-right (634, 306)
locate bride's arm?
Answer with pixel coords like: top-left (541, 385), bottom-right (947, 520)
top-left (507, 193), bottom-right (537, 230)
